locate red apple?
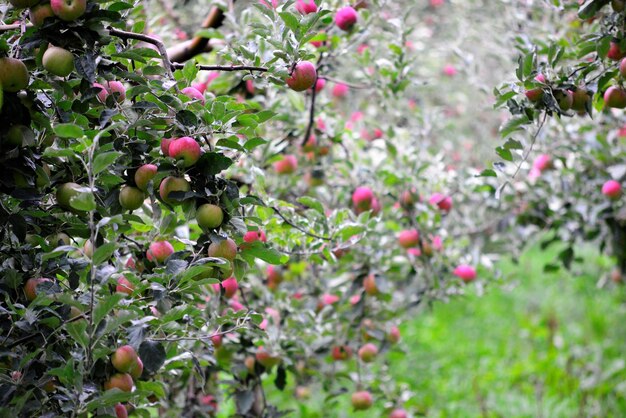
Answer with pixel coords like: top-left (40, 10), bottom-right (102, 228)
top-left (243, 230), bottom-right (267, 243)
top-left (111, 345), bottom-right (139, 373)
top-left (29, 3), bottom-right (55, 26)
top-left (604, 86), bottom-right (626, 108)
top-left (524, 74), bottom-right (545, 102)
top-left (388, 325), bottom-right (401, 343)
top-left (286, 61), bottom-right (317, 92)
top-left (134, 164), bottom-right (158, 191)
top-left (115, 276), bottom-right (135, 296)
top-left (208, 238), bottom-right (237, 261)
top-left (429, 192), bottom-right (452, 212)
top-left (295, 0), bottom-right (317, 14)
top-left (273, 154), bottom-right (298, 174)
top-left (602, 180), bottom-right (622, 199)
top-left (50, 0), bottom-right (86, 21)
top-left (332, 345), bottom-right (353, 361)
top-left (114, 403), bottom-right (128, 418)
top-left (351, 391), bottom-right (373, 411)
top-left (453, 264), bottom-right (477, 282)
top-left (181, 86), bottom-right (205, 104)
top-left (159, 176), bottom-right (191, 205)
top-left (168, 137), bottom-right (202, 167)
top-left (161, 138), bottom-right (173, 156)
top-left (363, 274), bottom-right (378, 296)
top-left (196, 203), bottom-right (224, 229)
top-left (24, 277), bottom-right (53, 301)
top-left (220, 277), bottom-right (238, 299)
top-left (147, 240), bottom-right (175, 263)
top-left (398, 229), bottom-right (420, 248)
top-left (358, 343), bottom-right (378, 362)
top-left (255, 346), bottom-right (281, 368)
top-left (335, 6), bottom-right (358, 31)
top-left (389, 409), bottom-right (408, 418)
top-left (129, 357), bottom-right (143, 379)
top-left (352, 186), bottom-right (374, 212)
top-left (608, 39), bottom-right (626, 61)
top-left (332, 82), bottom-right (349, 98)
top-left (104, 373), bottom-right (133, 392)
top-left (93, 82), bottom-right (108, 103)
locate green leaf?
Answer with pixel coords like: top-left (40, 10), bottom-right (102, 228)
top-left (85, 389), bottom-right (134, 412)
top-left (93, 151), bottom-right (123, 175)
top-left (242, 243), bottom-right (288, 265)
top-left (65, 320), bottom-right (89, 349)
top-left (297, 196), bottom-right (324, 215)
top-left (69, 192), bottom-right (96, 212)
top-left (499, 115), bottom-right (530, 138)
top-left (496, 146), bottom-right (513, 162)
top-left (93, 293), bottom-right (124, 326)
top-left (478, 169), bottom-right (497, 177)
top-left (54, 123), bottom-right (84, 138)
top-left (93, 242), bottom-right (116, 265)
top-left (279, 12), bottom-right (300, 34)
top-left (194, 28), bottom-right (224, 39)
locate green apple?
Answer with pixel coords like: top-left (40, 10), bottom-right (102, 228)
top-left (42, 46), bottom-right (74, 77)
top-left (159, 176), bottom-right (191, 205)
top-left (196, 203), bottom-right (224, 229)
top-left (0, 58), bottom-right (29, 92)
top-left (118, 186), bottom-right (145, 211)
top-left (29, 3), bottom-right (55, 26)
top-left (55, 182), bottom-right (82, 209)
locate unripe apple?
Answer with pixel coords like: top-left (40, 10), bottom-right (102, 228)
top-left (134, 164), bottom-right (158, 191)
top-left (161, 138), bottom-right (173, 156)
top-left (29, 3), bottom-right (55, 26)
top-left (48, 232), bottom-right (71, 246)
top-left (602, 180), bottom-right (622, 199)
top-left (255, 347), bottom-right (281, 368)
top-left (604, 86), bottom-right (626, 108)
top-left (331, 345), bottom-right (353, 361)
top-left (56, 182), bottom-right (82, 209)
top-left (453, 264), bottom-right (477, 282)
top-left (168, 137), bottom-right (202, 167)
top-left (398, 229), bottom-right (420, 248)
top-left (243, 230), bottom-right (266, 243)
top-left (5, 124), bottom-right (33, 148)
top-left (111, 345), bottom-right (139, 373)
top-left (24, 277), bottom-right (53, 301)
top-left (42, 46), bottom-right (74, 77)
top-left (196, 203), bottom-right (224, 229)
top-left (352, 186), bottom-right (374, 212)
top-left (0, 58), bottom-right (29, 92)
top-left (116, 276), bottom-right (135, 296)
top-left (83, 240), bottom-right (93, 258)
top-left (607, 39), bottom-right (626, 61)
top-left (147, 240), bottom-right (174, 263)
top-left (363, 274), bottom-right (378, 296)
top-left (295, 0), bottom-right (317, 14)
top-left (208, 238), bottom-right (237, 261)
top-left (286, 61), bottom-right (317, 92)
top-left (181, 86), bottom-right (205, 104)
top-left (104, 373), bottom-right (133, 392)
top-left (358, 343), bottom-right (378, 362)
top-left (332, 82), bottom-right (349, 98)
top-left (159, 176), bottom-right (191, 205)
top-left (118, 186), bottom-right (145, 211)
top-left (129, 357), bottom-right (143, 379)
top-left (273, 154), bottom-right (298, 174)
top-left (9, 0), bottom-right (39, 8)
top-left (50, 0), bottom-right (87, 22)
top-left (571, 88), bottom-right (590, 112)
top-left (389, 409), bottom-right (408, 418)
top-left (554, 90), bottom-right (573, 111)
top-left (114, 403), bottom-right (128, 418)
top-left (388, 325), bottom-right (401, 343)
top-left (429, 193), bottom-right (452, 212)
top-left (524, 74), bottom-right (545, 102)
top-left (220, 277), bottom-right (238, 299)
top-left (335, 6), bottom-right (358, 31)
top-left (351, 391), bottom-right (373, 411)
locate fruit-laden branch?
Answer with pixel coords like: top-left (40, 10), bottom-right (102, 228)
top-left (171, 63), bottom-right (268, 72)
top-left (150, 315), bottom-right (251, 342)
top-left (301, 53), bottom-right (326, 147)
top-left (166, 4), bottom-right (230, 64)
top-left (107, 26), bottom-right (175, 79)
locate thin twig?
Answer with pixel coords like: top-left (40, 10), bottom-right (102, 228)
top-left (271, 206), bottom-right (332, 241)
top-left (511, 111), bottom-right (548, 180)
top-left (107, 26), bottom-right (174, 79)
top-left (171, 63), bottom-right (268, 72)
top-left (320, 75), bottom-right (370, 89)
top-left (150, 317), bottom-right (250, 342)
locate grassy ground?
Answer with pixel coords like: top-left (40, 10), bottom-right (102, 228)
top-left (221, 242), bottom-right (626, 417)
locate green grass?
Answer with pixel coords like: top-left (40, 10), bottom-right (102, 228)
top-left (221, 242), bottom-right (626, 417)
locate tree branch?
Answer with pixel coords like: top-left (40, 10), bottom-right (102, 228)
top-left (171, 63), bottom-right (268, 72)
top-left (107, 26), bottom-right (174, 79)
top-left (167, 4), bottom-right (229, 63)
top-left (320, 75), bottom-right (369, 89)
top-left (271, 206), bottom-right (332, 241)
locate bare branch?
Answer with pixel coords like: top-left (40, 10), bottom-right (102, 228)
top-left (171, 63), bottom-right (268, 72)
top-left (106, 26), bottom-right (174, 79)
